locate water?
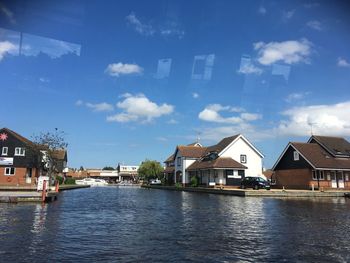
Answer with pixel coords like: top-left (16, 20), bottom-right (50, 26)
top-left (0, 187), bottom-right (349, 263)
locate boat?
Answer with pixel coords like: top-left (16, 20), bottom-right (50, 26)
top-left (75, 178), bottom-right (108, 186)
top-left (116, 181), bottom-right (138, 186)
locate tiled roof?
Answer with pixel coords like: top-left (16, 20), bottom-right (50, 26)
top-left (164, 154), bottom-right (175, 163)
top-left (187, 157), bottom-right (247, 170)
top-left (292, 142), bottom-right (350, 169)
top-left (205, 134), bottom-right (240, 154)
top-left (51, 149), bottom-right (67, 161)
top-left (176, 145), bottom-right (207, 158)
top-left (164, 166), bottom-right (175, 173)
top-left (310, 135), bottom-right (350, 157)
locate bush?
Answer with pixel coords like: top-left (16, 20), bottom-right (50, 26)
top-left (175, 182), bottom-right (182, 189)
top-left (56, 176), bottom-right (64, 184)
top-left (190, 176), bottom-right (198, 187)
top-left (65, 178), bottom-right (76, 185)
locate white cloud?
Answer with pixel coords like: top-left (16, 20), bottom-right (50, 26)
top-left (126, 12), bottom-right (155, 36)
top-left (167, 119), bottom-right (178, 124)
top-left (283, 9), bottom-right (296, 20)
top-left (258, 6), bottom-right (267, 15)
top-left (0, 41), bottom-right (17, 61)
top-left (285, 92), bottom-right (310, 103)
top-left (105, 62), bottom-right (143, 77)
top-left (107, 94), bottom-right (174, 123)
top-left (160, 28), bottom-right (185, 39)
top-left (39, 77), bottom-right (50, 83)
top-left (237, 63), bottom-right (263, 75)
top-left (156, 136), bottom-right (168, 142)
top-left (337, 57), bottom-right (350, 68)
top-left (254, 39), bottom-right (312, 65)
top-left (75, 100), bottom-right (83, 106)
top-left (198, 104), bottom-right (261, 124)
top-left (86, 102), bottom-right (114, 112)
top-left (306, 20), bottom-right (322, 31)
top-left (192, 92), bottom-right (199, 99)
top-left (275, 101), bottom-right (350, 137)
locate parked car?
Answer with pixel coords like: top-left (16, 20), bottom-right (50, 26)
top-left (149, 179), bottom-right (162, 185)
top-left (240, 177), bottom-right (270, 190)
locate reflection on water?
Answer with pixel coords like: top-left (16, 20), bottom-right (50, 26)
top-left (0, 187), bottom-right (350, 262)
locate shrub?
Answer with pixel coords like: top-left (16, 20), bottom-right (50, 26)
top-left (65, 178), bottom-right (76, 185)
top-left (175, 182), bottom-right (182, 189)
top-left (190, 176), bottom-right (198, 187)
top-left (56, 176), bottom-right (64, 185)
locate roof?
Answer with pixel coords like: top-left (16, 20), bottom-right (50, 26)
top-left (51, 149), bottom-right (67, 161)
top-left (187, 157), bottom-right (247, 170)
top-left (205, 134), bottom-right (240, 153)
top-left (309, 135), bottom-right (350, 157)
top-left (0, 127), bottom-right (36, 147)
top-left (176, 145), bottom-right (207, 158)
top-left (164, 154), bottom-right (175, 163)
top-left (187, 142), bottom-right (202, 147)
top-left (291, 142), bottom-right (350, 169)
top-left (164, 166), bottom-right (175, 173)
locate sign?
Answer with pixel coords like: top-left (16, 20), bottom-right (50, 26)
top-left (0, 157), bottom-right (13, 165)
top-left (37, 176), bottom-right (50, 191)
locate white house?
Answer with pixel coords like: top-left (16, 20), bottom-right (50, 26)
top-left (170, 134), bottom-right (264, 186)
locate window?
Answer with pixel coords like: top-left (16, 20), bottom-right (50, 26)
top-left (312, 171), bottom-right (317, 180)
top-left (293, 151), bottom-right (299, 161)
top-left (177, 157), bottom-right (181, 166)
top-left (240, 154), bottom-right (247, 163)
top-left (1, 147), bottom-right (8, 156)
top-left (319, 171), bottom-right (324, 180)
top-left (4, 167), bottom-right (15, 176)
top-left (345, 173), bottom-right (349, 181)
top-left (312, 171), bottom-right (324, 180)
top-left (14, 147), bottom-right (25, 156)
top-left (326, 172), bottom-right (331, 181)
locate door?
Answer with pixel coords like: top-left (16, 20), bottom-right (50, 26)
top-left (331, 172), bottom-right (337, 188)
top-left (26, 168), bottom-right (32, 184)
top-left (337, 172), bottom-right (344, 188)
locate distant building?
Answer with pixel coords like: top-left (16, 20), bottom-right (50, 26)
top-left (164, 134), bottom-right (264, 187)
top-left (117, 164), bottom-right (139, 182)
top-left (272, 135), bottom-right (350, 190)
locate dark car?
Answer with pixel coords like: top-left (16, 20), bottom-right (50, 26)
top-left (240, 177), bottom-right (270, 190)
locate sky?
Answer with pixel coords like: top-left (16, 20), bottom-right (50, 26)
top-left (0, 0), bottom-right (350, 169)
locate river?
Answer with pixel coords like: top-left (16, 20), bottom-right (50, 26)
top-left (0, 187), bottom-right (349, 262)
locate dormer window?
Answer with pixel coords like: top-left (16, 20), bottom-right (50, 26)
top-left (15, 147), bottom-right (25, 156)
top-left (1, 147), bottom-right (8, 156)
top-left (293, 151), bottom-right (299, 161)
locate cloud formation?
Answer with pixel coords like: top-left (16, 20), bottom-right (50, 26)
top-left (285, 92), bottom-right (310, 103)
top-left (337, 57), bottom-right (350, 68)
top-left (107, 93), bottom-right (174, 123)
top-left (0, 41), bottom-right (16, 61)
top-left (254, 39), bottom-right (312, 65)
top-left (86, 102), bottom-right (114, 112)
top-left (276, 101), bottom-right (350, 137)
top-left (198, 104), bottom-right (261, 124)
top-left (306, 20), bottom-right (322, 31)
top-left (126, 12), bottom-right (155, 36)
top-left (105, 62), bottom-right (143, 77)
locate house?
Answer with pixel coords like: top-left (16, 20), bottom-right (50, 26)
top-left (272, 135), bottom-right (350, 190)
top-left (51, 149), bottom-right (68, 176)
top-left (166, 134), bottom-right (264, 187)
top-left (117, 164), bottom-right (139, 182)
top-left (0, 127), bottom-right (41, 186)
top-left (164, 154), bottom-right (175, 185)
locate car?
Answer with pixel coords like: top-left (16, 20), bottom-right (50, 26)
top-left (149, 179), bottom-right (162, 185)
top-left (240, 177), bottom-right (270, 190)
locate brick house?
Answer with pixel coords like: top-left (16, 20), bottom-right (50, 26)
top-left (272, 135), bottom-right (350, 190)
top-left (0, 128), bottom-right (41, 186)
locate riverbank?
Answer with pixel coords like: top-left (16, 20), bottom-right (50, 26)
top-left (0, 184), bottom-right (90, 192)
top-left (142, 185), bottom-right (350, 198)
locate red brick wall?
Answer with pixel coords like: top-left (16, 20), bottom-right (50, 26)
top-left (275, 169), bottom-right (313, 189)
top-left (0, 167), bottom-right (38, 186)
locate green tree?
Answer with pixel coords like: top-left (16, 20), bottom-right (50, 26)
top-left (138, 160), bottom-right (164, 181)
top-left (102, 166), bottom-right (115, 170)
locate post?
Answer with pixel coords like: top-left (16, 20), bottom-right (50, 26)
top-left (42, 180), bottom-right (46, 202)
top-left (55, 181), bottom-right (59, 192)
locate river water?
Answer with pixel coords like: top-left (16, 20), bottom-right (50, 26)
top-left (0, 187), bottom-right (349, 262)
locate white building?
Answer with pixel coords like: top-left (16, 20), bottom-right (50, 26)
top-left (169, 134), bottom-right (264, 186)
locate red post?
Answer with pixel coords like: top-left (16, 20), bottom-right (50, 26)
top-left (42, 180), bottom-right (46, 202)
top-left (55, 181), bottom-right (59, 192)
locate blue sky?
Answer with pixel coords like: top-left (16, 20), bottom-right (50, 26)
top-left (1, 0), bottom-right (350, 169)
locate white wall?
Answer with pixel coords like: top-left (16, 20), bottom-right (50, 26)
top-left (183, 158), bottom-right (197, 184)
top-left (220, 136), bottom-right (263, 177)
top-left (215, 170), bottom-right (226, 185)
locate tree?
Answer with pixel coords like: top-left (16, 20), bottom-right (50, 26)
top-left (32, 129), bottom-right (68, 183)
top-left (138, 160), bottom-right (164, 181)
top-left (102, 166), bottom-right (115, 170)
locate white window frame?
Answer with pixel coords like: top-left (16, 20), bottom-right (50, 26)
top-left (4, 167), bottom-right (15, 176)
top-left (14, 147), bottom-right (25, 156)
top-left (293, 151), bottom-right (299, 161)
top-left (2, 147), bottom-right (8, 156)
top-left (240, 154), bottom-right (247, 164)
top-left (319, 171), bottom-right (325, 180)
top-left (312, 170), bottom-right (317, 180)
